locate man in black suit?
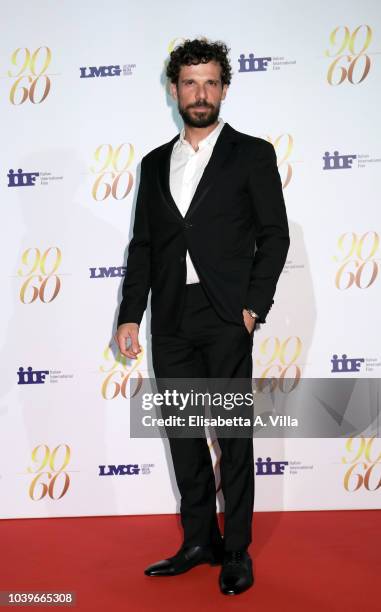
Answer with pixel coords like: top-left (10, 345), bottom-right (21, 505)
top-left (116, 39), bottom-right (289, 595)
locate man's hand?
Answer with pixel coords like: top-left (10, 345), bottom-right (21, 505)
top-left (115, 323), bottom-right (142, 359)
top-left (242, 309), bottom-right (257, 334)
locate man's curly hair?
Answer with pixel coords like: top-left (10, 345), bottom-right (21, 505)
top-left (166, 38), bottom-right (232, 86)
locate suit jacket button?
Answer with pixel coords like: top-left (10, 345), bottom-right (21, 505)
top-left (185, 222), bottom-right (193, 229)
top-left (180, 256), bottom-right (185, 262)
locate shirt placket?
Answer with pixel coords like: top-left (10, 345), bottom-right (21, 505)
top-left (180, 149), bottom-right (197, 216)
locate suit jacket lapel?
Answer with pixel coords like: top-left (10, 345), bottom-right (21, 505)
top-left (185, 123), bottom-right (237, 219)
top-left (157, 134), bottom-right (183, 221)
top-left (157, 123), bottom-right (238, 221)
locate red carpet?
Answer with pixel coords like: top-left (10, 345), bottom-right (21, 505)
top-left (0, 511), bottom-right (379, 611)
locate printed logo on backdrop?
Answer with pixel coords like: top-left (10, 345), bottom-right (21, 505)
top-left (17, 366), bottom-right (73, 385)
top-left (323, 150), bottom-right (381, 170)
top-left (168, 38), bottom-right (186, 53)
top-left (255, 457), bottom-right (312, 476)
top-left (165, 38), bottom-right (187, 94)
top-left (79, 63), bottom-right (136, 78)
top-left (100, 344), bottom-right (143, 400)
top-left (167, 39), bottom-right (297, 73)
top-left (17, 247), bottom-right (62, 303)
top-left (264, 134), bottom-right (296, 189)
top-left (7, 168), bottom-right (63, 187)
top-left (89, 266), bottom-right (126, 279)
top-left (238, 50), bottom-right (296, 74)
top-left (333, 231), bottom-right (380, 290)
top-left (7, 47), bottom-right (53, 105)
top-left (282, 258), bottom-right (305, 275)
top-left (343, 436), bottom-right (381, 491)
top-left (331, 353), bottom-right (381, 375)
top-left (325, 25), bottom-right (373, 85)
top-left (210, 443), bottom-right (311, 492)
top-left (331, 354), bottom-right (364, 374)
top-left (256, 457), bottom-right (288, 475)
top-left (98, 463), bottom-right (154, 476)
top-left (261, 134), bottom-right (305, 276)
top-left (255, 336), bottom-right (303, 391)
top-left (90, 144), bottom-right (134, 201)
top-left (28, 444), bottom-right (71, 501)
top-left (208, 443), bottom-right (298, 490)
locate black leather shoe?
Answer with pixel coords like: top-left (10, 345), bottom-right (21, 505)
top-left (219, 550), bottom-right (254, 595)
top-left (144, 544), bottom-right (224, 577)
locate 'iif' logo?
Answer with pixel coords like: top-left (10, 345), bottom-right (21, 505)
top-left (256, 457), bottom-right (288, 475)
top-left (17, 367), bottom-right (49, 384)
top-left (323, 151), bottom-right (357, 169)
top-left (8, 169), bottom-right (39, 187)
top-left (331, 354), bottom-right (364, 373)
top-left (238, 53), bottom-right (272, 72)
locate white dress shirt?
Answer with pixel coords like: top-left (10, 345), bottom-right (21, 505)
top-left (169, 118), bottom-right (225, 284)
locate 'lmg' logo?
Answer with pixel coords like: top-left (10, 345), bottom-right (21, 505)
top-left (79, 66), bottom-right (121, 78)
top-left (8, 169), bottom-right (39, 187)
top-left (331, 354), bottom-right (365, 373)
top-left (323, 151), bottom-right (357, 169)
top-left (89, 266), bottom-right (126, 279)
top-left (238, 53), bottom-right (272, 72)
top-left (99, 464), bottom-right (140, 476)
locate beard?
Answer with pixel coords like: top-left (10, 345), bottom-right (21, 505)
top-left (178, 99), bottom-right (220, 128)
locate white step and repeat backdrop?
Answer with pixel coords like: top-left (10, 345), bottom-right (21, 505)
top-left (1, 0), bottom-right (380, 519)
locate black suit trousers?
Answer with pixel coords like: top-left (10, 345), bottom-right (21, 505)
top-left (151, 282), bottom-right (255, 551)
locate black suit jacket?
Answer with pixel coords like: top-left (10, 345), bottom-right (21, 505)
top-left (117, 123), bottom-right (290, 334)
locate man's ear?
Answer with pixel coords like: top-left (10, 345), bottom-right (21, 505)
top-left (169, 82), bottom-right (178, 101)
top-left (221, 84), bottom-right (228, 101)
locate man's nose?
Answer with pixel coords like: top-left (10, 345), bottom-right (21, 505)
top-left (195, 84), bottom-right (207, 101)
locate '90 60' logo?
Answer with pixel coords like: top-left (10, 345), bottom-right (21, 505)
top-left (17, 247), bottom-right (62, 303)
top-left (325, 25), bottom-right (373, 85)
top-left (28, 444), bottom-right (71, 501)
top-left (343, 436), bottom-right (381, 491)
top-left (265, 134), bottom-right (294, 189)
top-left (91, 144), bottom-right (134, 201)
top-left (333, 231), bottom-right (379, 289)
top-left (255, 336), bottom-right (303, 391)
top-left (100, 344), bottom-right (143, 400)
top-left (8, 47), bottom-right (53, 104)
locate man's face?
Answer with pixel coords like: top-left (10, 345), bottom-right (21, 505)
top-left (170, 60), bottom-right (228, 128)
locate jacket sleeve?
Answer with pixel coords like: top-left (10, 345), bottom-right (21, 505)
top-left (117, 156), bottom-right (151, 327)
top-left (245, 141), bottom-right (290, 323)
